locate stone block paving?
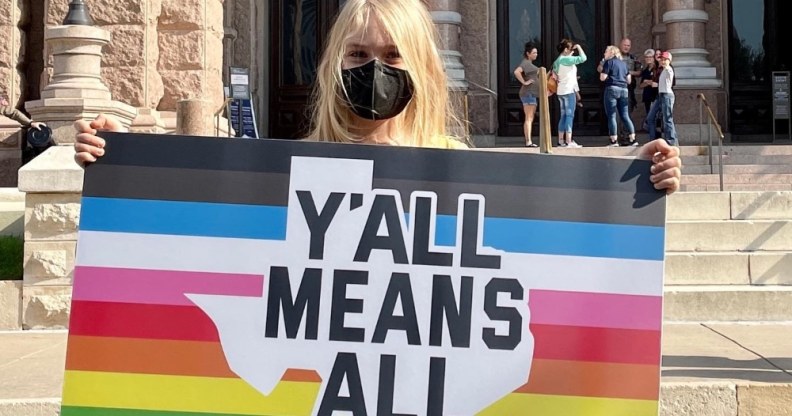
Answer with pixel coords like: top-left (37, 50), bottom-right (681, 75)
top-left (2, 324), bottom-right (791, 416)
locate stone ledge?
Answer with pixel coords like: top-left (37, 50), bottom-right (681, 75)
top-left (0, 281), bottom-right (22, 330)
top-left (17, 146), bottom-right (84, 194)
top-left (0, 399), bottom-right (61, 416)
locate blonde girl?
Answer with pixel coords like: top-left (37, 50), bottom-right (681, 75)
top-left (307, 0), bottom-right (465, 149)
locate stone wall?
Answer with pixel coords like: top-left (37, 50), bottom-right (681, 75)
top-left (18, 146), bottom-right (82, 329)
top-left (158, 0), bottom-right (224, 113)
top-left (0, 0), bottom-right (25, 186)
top-left (460, 0), bottom-right (497, 136)
top-left (43, 0), bottom-right (223, 115)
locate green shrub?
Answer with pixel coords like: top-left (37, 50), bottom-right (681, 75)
top-left (0, 235), bottom-right (23, 280)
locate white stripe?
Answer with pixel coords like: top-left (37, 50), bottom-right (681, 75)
top-left (76, 231), bottom-right (663, 297)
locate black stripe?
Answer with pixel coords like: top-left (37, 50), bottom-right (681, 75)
top-left (95, 132), bottom-right (664, 195)
top-left (83, 165), bottom-right (289, 206)
top-left (84, 166), bottom-right (664, 226)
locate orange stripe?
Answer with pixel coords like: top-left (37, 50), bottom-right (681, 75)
top-left (65, 335), bottom-right (321, 383)
top-left (517, 359), bottom-right (660, 401)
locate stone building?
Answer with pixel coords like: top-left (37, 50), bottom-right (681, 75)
top-left (0, 0), bottom-right (788, 180)
top-left (0, 0), bottom-right (788, 328)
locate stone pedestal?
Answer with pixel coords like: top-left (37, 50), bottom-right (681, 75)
top-left (177, 99), bottom-right (213, 136)
top-left (663, 0), bottom-right (722, 88)
top-left (25, 25), bottom-right (137, 144)
top-left (17, 145), bottom-right (82, 329)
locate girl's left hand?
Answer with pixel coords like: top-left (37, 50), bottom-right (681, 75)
top-left (639, 139), bottom-right (682, 194)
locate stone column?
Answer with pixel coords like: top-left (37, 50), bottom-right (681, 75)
top-left (158, 0), bottom-right (225, 115)
top-left (663, 0), bottom-right (722, 88)
top-left (19, 7), bottom-right (139, 328)
top-left (428, 0), bottom-right (467, 91)
top-left (42, 0), bottom-right (167, 134)
top-left (25, 24), bottom-right (137, 143)
top-left (176, 98), bottom-right (213, 135)
top-left (0, 0), bottom-right (25, 186)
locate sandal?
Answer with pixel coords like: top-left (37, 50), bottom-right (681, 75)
top-left (526, 143), bottom-right (538, 148)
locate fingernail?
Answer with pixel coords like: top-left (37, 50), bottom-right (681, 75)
top-left (97, 149), bottom-right (105, 156)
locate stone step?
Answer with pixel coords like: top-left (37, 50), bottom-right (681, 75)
top-left (684, 164), bottom-right (792, 174)
top-left (682, 154), bottom-right (792, 166)
top-left (680, 183), bottom-right (792, 192)
top-left (716, 144), bottom-right (792, 156)
top-left (668, 191), bottom-right (792, 221)
top-left (666, 220), bottom-right (792, 252)
top-left (665, 252), bottom-right (792, 286)
top-left (664, 285), bottom-right (792, 321)
top-left (4, 324), bottom-right (792, 416)
top-left (682, 173), bottom-right (792, 185)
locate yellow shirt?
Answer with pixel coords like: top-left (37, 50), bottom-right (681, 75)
top-left (425, 136), bottom-right (469, 150)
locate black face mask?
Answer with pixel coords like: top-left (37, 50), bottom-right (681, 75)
top-left (341, 59), bottom-right (414, 120)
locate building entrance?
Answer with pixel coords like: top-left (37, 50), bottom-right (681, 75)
top-left (269, 0), bottom-right (340, 138)
top-left (728, 0), bottom-right (792, 138)
top-left (497, 0), bottom-right (611, 138)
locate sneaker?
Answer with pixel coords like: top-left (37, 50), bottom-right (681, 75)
top-left (629, 140), bottom-right (640, 147)
top-left (606, 141), bottom-right (620, 147)
top-left (567, 141), bottom-right (583, 148)
top-left (558, 142), bottom-right (568, 147)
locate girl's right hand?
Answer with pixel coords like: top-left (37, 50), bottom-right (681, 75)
top-left (74, 114), bottom-right (125, 166)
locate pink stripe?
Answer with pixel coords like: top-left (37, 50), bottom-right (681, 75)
top-left (73, 266), bottom-right (264, 306)
top-left (530, 290), bottom-right (662, 331)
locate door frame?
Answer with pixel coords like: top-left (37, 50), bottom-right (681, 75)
top-left (496, 0), bottom-right (611, 137)
top-left (269, 0), bottom-right (340, 139)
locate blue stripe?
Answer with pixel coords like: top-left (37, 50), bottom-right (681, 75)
top-left (80, 198), bottom-right (663, 260)
top-left (80, 197), bottom-right (287, 240)
top-left (434, 216), bottom-right (664, 260)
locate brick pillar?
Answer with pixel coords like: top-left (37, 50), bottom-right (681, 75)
top-left (158, 0), bottom-right (225, 114)
top-left (663, 0), bottom-right (722, 88)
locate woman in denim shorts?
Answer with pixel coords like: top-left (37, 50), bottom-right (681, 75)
top-left (514, 42), bottom-right (540, 147)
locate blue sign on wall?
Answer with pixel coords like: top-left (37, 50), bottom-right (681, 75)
top-left (229, 99), bottom-right (259, 139)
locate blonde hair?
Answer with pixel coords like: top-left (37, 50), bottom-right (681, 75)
top-left (307, 0), bottom-right (464, 146)
top-left (606, 45), bottom-right (622, 59)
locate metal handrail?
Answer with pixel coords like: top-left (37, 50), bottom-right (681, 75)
top-left (214, 98), bottom-right (234, 138)
top-left (697, 94), bottom-right (725, 191)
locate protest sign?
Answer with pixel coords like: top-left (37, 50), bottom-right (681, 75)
top-left (62, 133), bottom-right (666, 416)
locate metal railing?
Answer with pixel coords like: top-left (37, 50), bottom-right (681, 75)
top-left (214, 98), bottom-right (234, 138)
top-left (698, 94), bottom-right (725, 191)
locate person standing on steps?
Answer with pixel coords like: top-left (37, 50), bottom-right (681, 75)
top-left (514, 42), bottom-right (540, 147)
top-left (552, 39), bottom-right (587, 148)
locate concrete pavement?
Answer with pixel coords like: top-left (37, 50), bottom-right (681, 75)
top-left (1, 324), bottom-right (791, 415)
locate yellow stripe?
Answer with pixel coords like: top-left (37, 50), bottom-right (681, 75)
top-left (477, 392), bottom-right (658, 416)
top-left (62, 371), bottom-right (320, 415)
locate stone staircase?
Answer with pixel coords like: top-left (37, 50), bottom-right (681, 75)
top-left (485, 141), bottom-right (792, 192)
top-left (665, 191), bottom-right (792, 322)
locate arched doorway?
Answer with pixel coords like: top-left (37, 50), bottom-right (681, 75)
top-left (497, 0), bottom-right (611, 137)
top-left (728, 0), bottom-right (791, 137)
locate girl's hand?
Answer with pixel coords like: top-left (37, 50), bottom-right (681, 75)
top-left (639, 139), bottom-right (682, 194)
top-left (74, 114), bottom-right (125, 166)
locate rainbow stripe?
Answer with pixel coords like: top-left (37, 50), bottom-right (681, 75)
top-left (63, 133), bottom-right (665, 415)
